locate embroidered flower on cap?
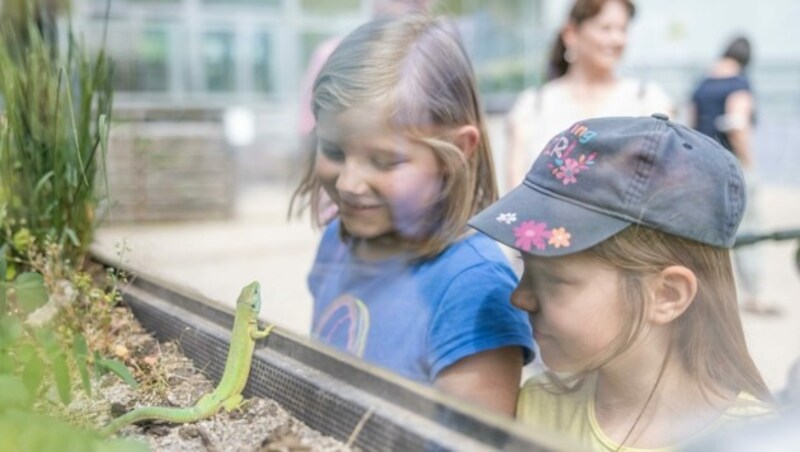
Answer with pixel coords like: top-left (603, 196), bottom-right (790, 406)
top-left (542, 123), bottom-right (598, 185)
top-left (549, 152), bottom-right (596, 185)
top-left (496, 212), bottom-right (517, 224)
top-left (513, 221), bottom-right (552, 251)
top-left (548, 227), bottom-right (572, 248)
top-left (510, 219), bottom-right (573, 252)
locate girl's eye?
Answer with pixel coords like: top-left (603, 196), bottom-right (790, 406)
top-left (544, 273), bottom-right (569, 285)
top-left (372, 158), bottom-right (405, 170)
top-left (321, 147), bottom-right (345, 162)
top-left (535, 272), bottom-right (569, 289)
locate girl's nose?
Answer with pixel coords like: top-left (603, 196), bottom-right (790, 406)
top-left (510, 284), bottom-right (538, 314)
top-left (335, 161), bottom-right (368, 194)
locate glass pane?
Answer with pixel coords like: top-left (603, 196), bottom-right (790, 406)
top-left (438, 0), bottom-right (545, 95)
top-left (108, 25), bottom-right (169, 92)
top-left (253, 32), bottom-right (274, 94)
top-left (137, 28), bottom-right (170, 91)
top-left (203, 31), bottom-right (235, 92)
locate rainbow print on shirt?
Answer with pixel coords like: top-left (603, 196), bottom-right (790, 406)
top-left (313, 294), bottom-right (370, 357)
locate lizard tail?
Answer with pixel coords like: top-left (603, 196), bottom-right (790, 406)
top-left (100, 406), bottom-right (205, 437)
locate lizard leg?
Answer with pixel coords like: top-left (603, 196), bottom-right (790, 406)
top-left (222, 394), bottom-right (244, 412)
top-left (251, 324), bottom-right (275, 340)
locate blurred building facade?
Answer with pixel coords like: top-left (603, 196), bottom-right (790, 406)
top-left (67, 0), bottom-right (800, 112)
top-left (57, 0), bottom-right (800, 188)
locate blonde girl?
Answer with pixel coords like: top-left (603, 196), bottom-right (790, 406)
top-left (290, 15), bottom-right (534, 415)
top-left (470, 115), bottom-right (774, 448)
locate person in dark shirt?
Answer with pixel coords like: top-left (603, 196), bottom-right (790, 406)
top-left (692, 37), bottom-right (754, 154)
top-left (691, 36), bottom-right (778, 315)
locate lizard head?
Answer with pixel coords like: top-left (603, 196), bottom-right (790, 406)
top-left (238, 281), bottom-right (262, 313)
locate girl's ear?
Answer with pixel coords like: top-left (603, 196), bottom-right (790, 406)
top-left (453, 125), bottom-right (480, 158)
top-left (649, 265), bottom-right (698, 325)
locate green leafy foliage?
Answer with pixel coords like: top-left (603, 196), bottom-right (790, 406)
top-left (14, 272), bottom-right (49, 313)
top-left (0, 6), bottom-right (113, 272)
top-left (73, 333), bottom-right (92, 396)
top-left (0, 270), bottom-right (138, 401)
top-left (0, 374), bottom-right (32, 410)
top-left (20, 345), bottom-right (45, 398)
top-left (0, 3), bottom-right (147, 448)
top-left (0, 409), bottom-right (149, 452)
top-left (0, 243), bottom-right (7, 282)
top-left (95, 351), bottom-right (139, 389)
top-left (0, 267), bottom-right (143, 447)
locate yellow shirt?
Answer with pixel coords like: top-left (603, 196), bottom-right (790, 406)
top-left (516, 374), bottom-right (774, 452)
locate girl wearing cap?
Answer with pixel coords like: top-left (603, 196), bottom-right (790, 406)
top-left (470, 115), bottom-right (774, 449)
top-left (290, 15), bottom-right (534, 415)
top-left (505, 0), bottom-right (673, 192)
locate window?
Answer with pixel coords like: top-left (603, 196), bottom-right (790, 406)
top-left (137, 27), bottom-right (170, 91)
top-left (436, 0), bottom-right (545, 96)
top-left (203, 31), bottom-right (236, 92)
top-left (109, 25), bottom-right (170, 92)
top-left (252, 32), bottom-right (275, 94)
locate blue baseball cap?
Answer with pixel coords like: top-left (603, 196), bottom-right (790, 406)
top-left (469, 114), bottom-right (746, 256)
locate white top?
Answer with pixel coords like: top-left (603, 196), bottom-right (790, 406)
top-left (506, 78), bottom-right (673, 187)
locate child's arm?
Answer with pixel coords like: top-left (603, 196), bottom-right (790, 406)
top-left (724, 90), bottom-right (754, 168)
top-left (434, 346), bottom-right (523, 416)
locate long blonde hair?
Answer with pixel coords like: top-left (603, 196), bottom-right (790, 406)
top-left (289, 14), bottom-right (498, 259)
top-left (578, 225), bottom-right (771, 403)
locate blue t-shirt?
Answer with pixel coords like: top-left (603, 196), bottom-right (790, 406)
top-left (691, 74), bottom-right (752, 151)
top-left (309, 220), bottom-right (534, 383)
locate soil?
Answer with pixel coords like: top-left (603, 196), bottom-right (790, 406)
top-left (49, 297), bottom-right (350, 452)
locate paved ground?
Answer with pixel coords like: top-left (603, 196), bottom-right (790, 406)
top-left (92, 181), bottom-right (319, 336)
top-left (92, 181), bottom-right (800, 394)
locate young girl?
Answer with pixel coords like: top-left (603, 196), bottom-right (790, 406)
top-left (470, 114), bottom-right (775, 448)
top-left (289, 15), bottom-right (534, 415)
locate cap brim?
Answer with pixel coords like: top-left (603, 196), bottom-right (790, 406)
top-left (469, 183), bottom-right (631, 257)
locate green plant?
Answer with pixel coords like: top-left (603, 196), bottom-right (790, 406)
top-left (0, 241), bottom-right (138, 397)
top-left (0, 406), bottom-right (147, 452)
top-left (0, 9), bottom-right (113, 274)
top-left (0, 6), bottom-right (145, 443)
top-left (0, 243), bottom-right (145, 450)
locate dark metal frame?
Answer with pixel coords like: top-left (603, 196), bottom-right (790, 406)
top-left (734, 228), bottom-right (800, 272)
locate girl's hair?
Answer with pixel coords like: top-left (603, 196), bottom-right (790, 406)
top-left (289, 14), bottom-right (498, 259)
top-left (545, 0), bottom-right (636, 81)
top-left (722, 35), bottom-right (752, 69)
top-left (575, 225), bottom-right (771, 403)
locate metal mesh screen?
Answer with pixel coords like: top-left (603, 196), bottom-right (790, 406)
top-left (112, 272), bottom-right (569, 452)
top-left (126, 290), bottom-right (443, 451)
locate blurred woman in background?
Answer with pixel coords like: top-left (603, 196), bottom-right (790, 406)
top-left (505, 0), bottom-right (672, 191)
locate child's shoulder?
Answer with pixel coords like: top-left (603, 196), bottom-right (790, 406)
top-left (688, 393), bottom-right (779, 447)
top-left (410, 232), bottom-right (518, 296)
top-left (719, 392), bottom-right (777, 422)
top-left (436, 231), bottom-right (511, 269)
top-left (518, 373), bottom-right (595, 431)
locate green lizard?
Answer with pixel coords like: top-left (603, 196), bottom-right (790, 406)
top-left (100, 281), bottom-right (273, 436)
